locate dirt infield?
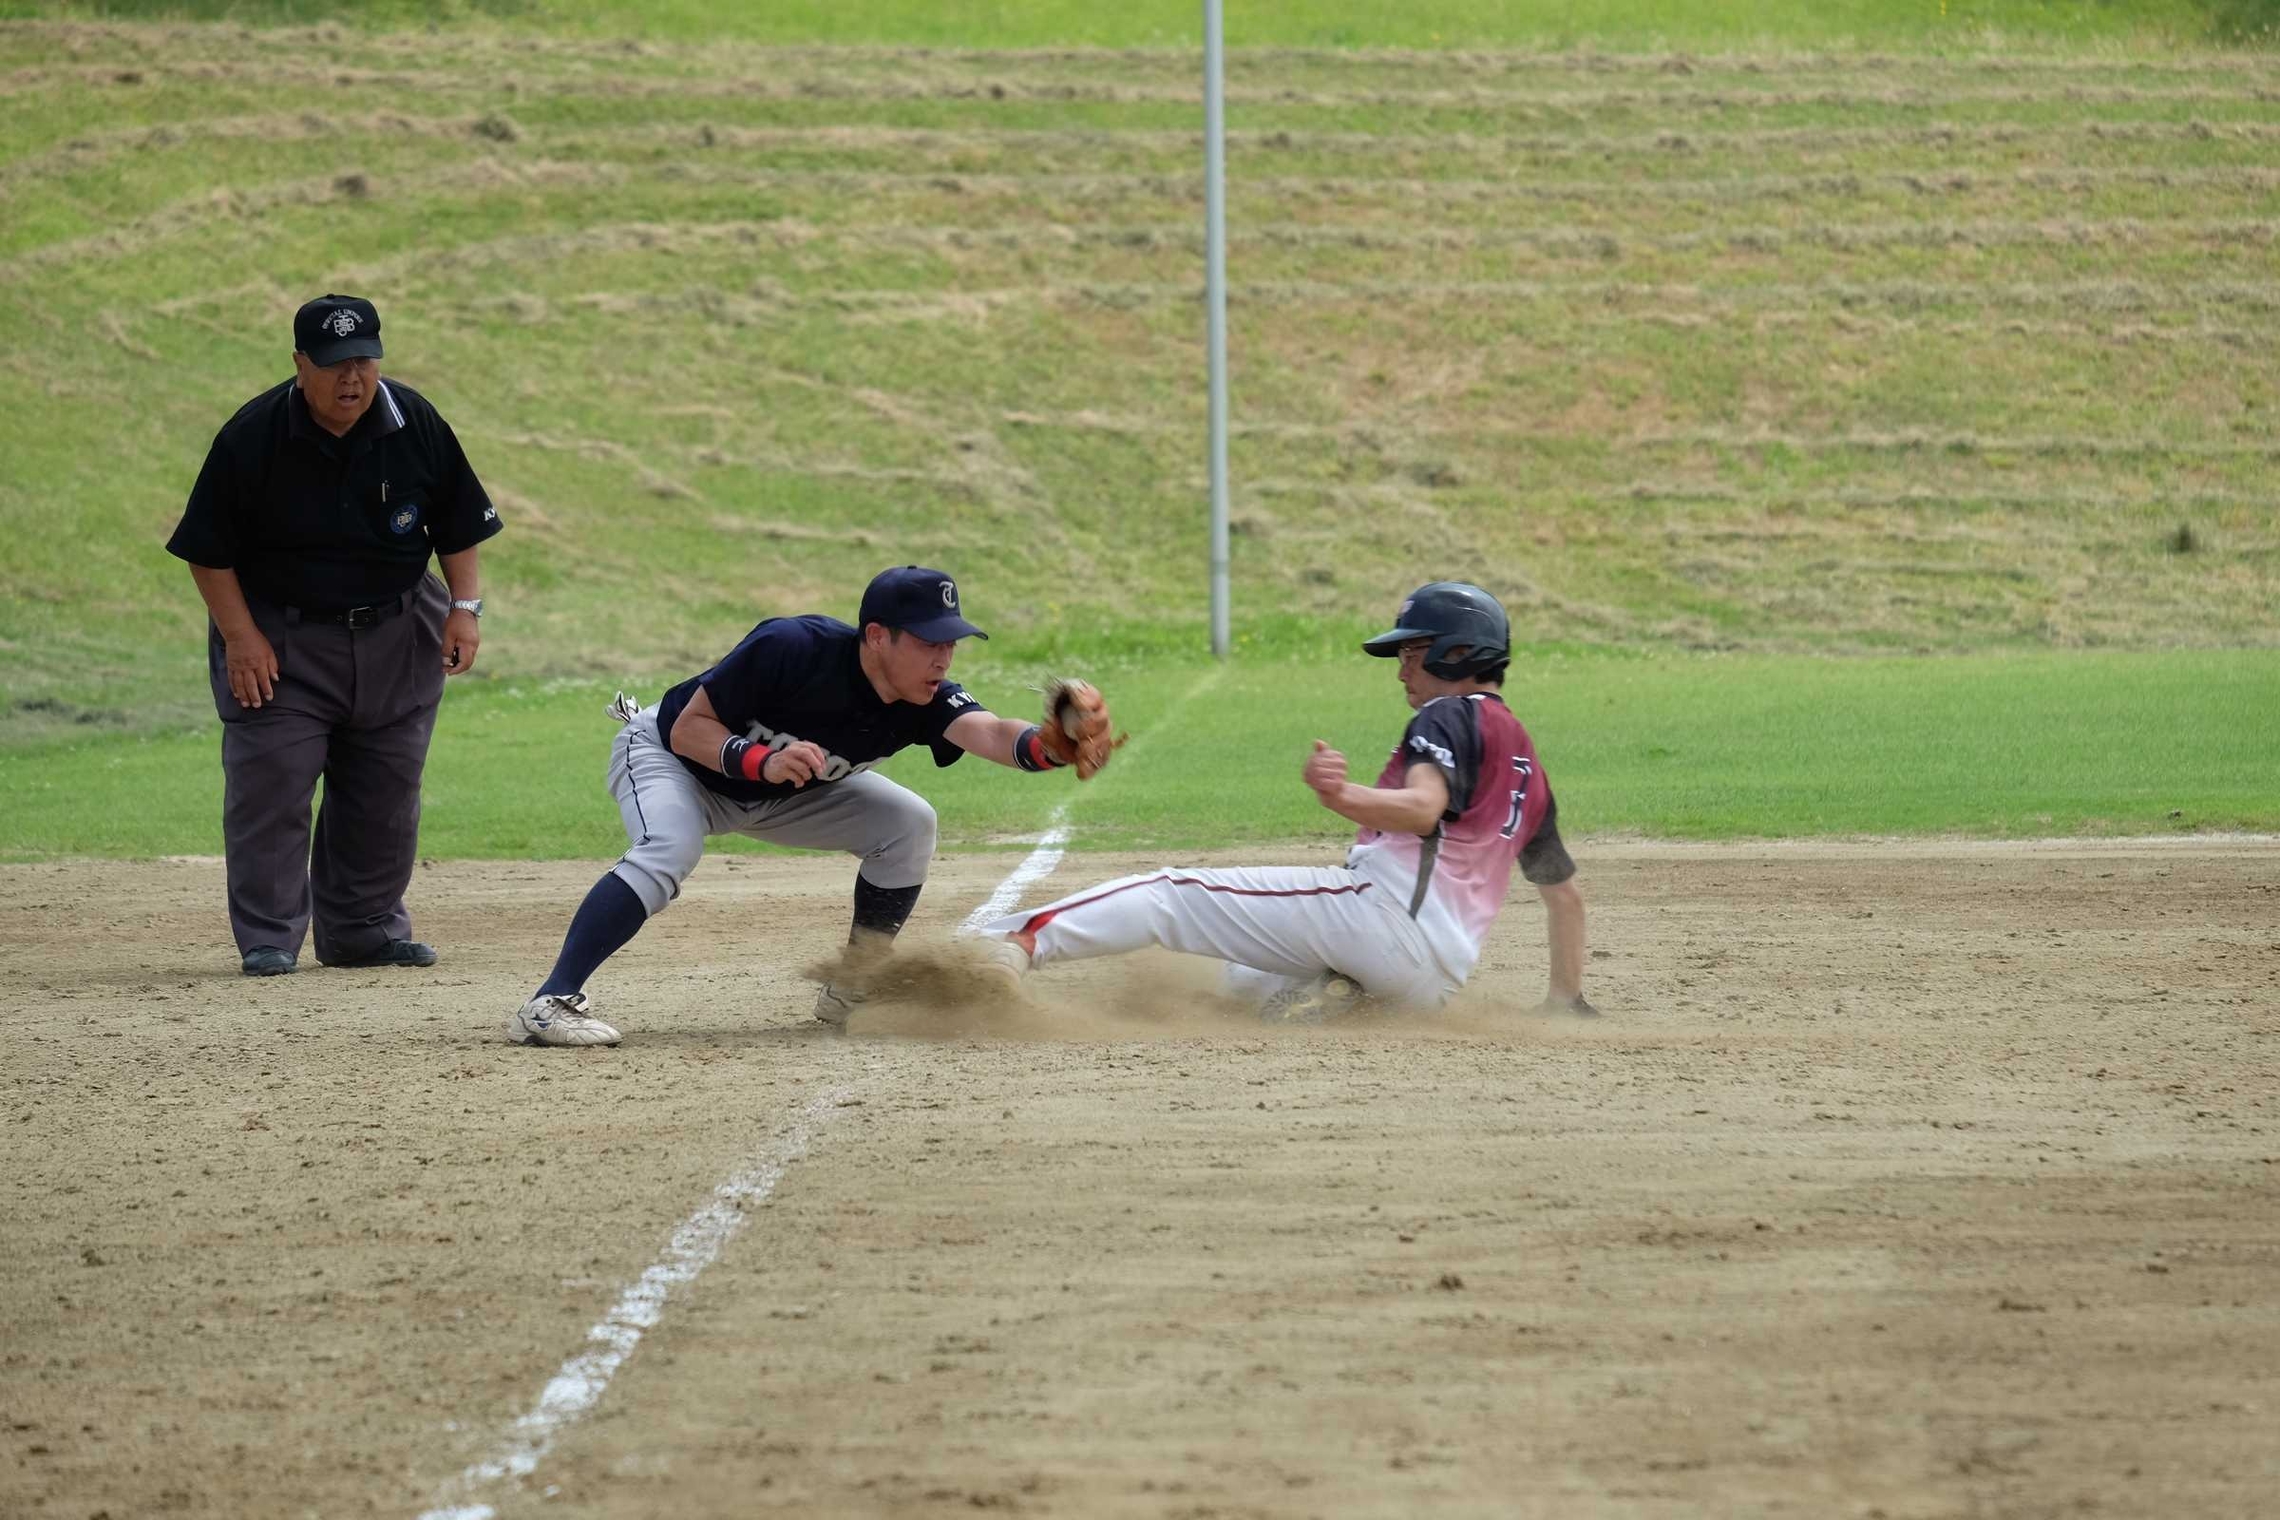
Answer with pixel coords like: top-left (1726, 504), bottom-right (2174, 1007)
top-left (2, 842), bottom-right (2274, 1518)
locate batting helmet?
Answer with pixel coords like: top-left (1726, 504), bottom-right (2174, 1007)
top-left (1362, 581), bottom-right (1511, 680)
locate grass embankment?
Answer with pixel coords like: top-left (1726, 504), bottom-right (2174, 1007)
top-left (4, 650), bottom-right (2271, 860)
top-left (0, 11), bottom-right (2273, 854)
top-left (4, 29), bottom-right (2277, 724)
top-left (0, 1), bottom-right (2246, 48)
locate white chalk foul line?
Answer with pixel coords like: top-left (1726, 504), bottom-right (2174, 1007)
top-left (414, 1086), bottom-right (850, 1520)
top-left (417, 665), bottom-right (1223, 1517)
top-left (958, 807), bottom-right (1072, 934)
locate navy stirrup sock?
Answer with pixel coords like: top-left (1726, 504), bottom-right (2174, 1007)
top-left (537, 872), bottom-right (649, 997)
top-left (851, 875), bottom-right (922, 940)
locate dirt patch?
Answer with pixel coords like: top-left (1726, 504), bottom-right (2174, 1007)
top-left (1, 842), bottom-right (2275, 1517)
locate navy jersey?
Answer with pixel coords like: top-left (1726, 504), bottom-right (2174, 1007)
top-left (1348, 692), bottom-right (1552, 978)
top-left (652, 616), bottom-right (987, 803)
top-left (167, 379), bottom-right (500, 609)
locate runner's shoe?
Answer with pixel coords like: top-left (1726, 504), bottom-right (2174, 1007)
top-left (980, 931), bottom-right (1033, 995)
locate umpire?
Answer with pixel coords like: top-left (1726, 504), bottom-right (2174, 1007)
top-left (166, 294), bottom-right (501, 977)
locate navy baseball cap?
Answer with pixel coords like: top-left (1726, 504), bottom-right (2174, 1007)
top-left (294, 294), bottom-right (383, 367)
top-left (858, 566), bottom-right (988, 641)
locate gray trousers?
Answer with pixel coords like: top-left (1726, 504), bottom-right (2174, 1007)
top-left (209, 576), bottom-right (447, 961)
top-left (606, 708), bottom-right (937, 917)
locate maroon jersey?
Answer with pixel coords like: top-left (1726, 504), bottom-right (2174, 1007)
top-left (1348, 693), bottom-right (1551, 979)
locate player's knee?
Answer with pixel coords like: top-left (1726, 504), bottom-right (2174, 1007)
top-left (660, 833), bottom-right (707, 884)
top-left (1389, 965), bottom-right (1462, 1011)
top-left (864, 792), bottom-right (937, 881)
top-left (616, 837), bottom-right (703, 913)
top-left (887, 792), bottom-right (938, 851)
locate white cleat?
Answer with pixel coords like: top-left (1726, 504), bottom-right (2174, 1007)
top-left (980, 934), bottom-right (1032, 994)
top-left (812, 981), bottom-right (866, 1029)
top-left (505, 991), bottom-right (622, 1048)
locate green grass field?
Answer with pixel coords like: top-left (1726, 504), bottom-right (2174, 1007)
top-left (4, 649), bottom-right (2272, 859)
top-left (1, 2), bottom-right (2275, 854)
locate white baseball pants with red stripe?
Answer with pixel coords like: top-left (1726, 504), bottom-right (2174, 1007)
top-left (982, 864), bottom-right (1460, 1009)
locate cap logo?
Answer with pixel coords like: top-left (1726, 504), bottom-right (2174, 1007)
top-left (1398, 598), bottom-right (1414, 621)
top-left (940, 580), bottom-right (958, 609)
top-left (324, 309), bottom-right (360, 337)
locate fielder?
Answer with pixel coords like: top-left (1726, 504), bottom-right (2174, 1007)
top-left (982, 582), bottom-right (1594, 1018)
top-left (507, 565), bottom-right (1121, 1047)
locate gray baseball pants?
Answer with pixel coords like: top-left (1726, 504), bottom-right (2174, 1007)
top-left (605, 709), bottom-right (937, 916)
top-left (209, 576), bottom-right (447, 962)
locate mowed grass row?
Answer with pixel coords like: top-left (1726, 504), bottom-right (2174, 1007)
top-left (11, 79), bottom-right (2280, 197)
top-left (3, 649), bottom-right (2273, 861)
top-left (16, 163), bottom-right (2280, 301)
top-left (1, 21), bottom-right (2275, 745)
top-left (0, 0), bottom-right (2248, 54)
top-left (18, 163), bottom-right (2280, 284)
top-left (12, 62), bottom-right (2280, 133)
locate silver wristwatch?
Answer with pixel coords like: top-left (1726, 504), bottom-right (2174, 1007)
top-left (450, 598), bottom-right (485, 618)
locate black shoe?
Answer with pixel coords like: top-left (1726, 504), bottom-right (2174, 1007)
top-left (241, 947), bottom-right (297, 977)
top-left (331, 939), bottom-right (439, 969)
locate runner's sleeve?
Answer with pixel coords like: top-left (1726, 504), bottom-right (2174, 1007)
top-left (922, 682), bottom-right (990, 766)
top-left (1400, 699), bottom-right (1483, 819)
top-left (1517, 792), bottom-right (1577, 884)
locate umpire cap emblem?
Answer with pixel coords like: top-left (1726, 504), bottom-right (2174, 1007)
top-left (940, 580), bottom-right (958, 608)
top-left (325, 309), bottom-right (361, 337)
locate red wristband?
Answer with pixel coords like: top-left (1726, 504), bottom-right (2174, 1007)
top-left (1013, 725), bottom-right (1063, 773)
top-left (721, 736), bottom-right (772, 781)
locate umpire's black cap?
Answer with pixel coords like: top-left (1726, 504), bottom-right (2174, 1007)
top-left (294, 293), bottom-right (384, 367)
top-left (859, 566), bottom-right (988, 641)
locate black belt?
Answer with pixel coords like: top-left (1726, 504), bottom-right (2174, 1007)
top-left (287, 592), bottom-right (412, 629)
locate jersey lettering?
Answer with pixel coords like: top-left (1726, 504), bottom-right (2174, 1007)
top-left (1499, 755), bottom-right (1533, 839)
top-left (740, 719), bottom-right (880, 784)
top-left (1406, 733), bottom-right (1456, 770)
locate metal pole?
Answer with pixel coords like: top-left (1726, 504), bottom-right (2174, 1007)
top-left (1204, 0), bottom-right (1231, 658)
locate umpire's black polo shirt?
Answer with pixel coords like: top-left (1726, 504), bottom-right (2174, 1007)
top-left (167, 378), bottom-right (501, 611)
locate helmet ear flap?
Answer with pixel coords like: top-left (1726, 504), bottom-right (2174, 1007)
top-left (1423, 639), bottom-right (1475, 680)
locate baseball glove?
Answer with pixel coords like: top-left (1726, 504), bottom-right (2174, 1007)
top-left (1038, 677), bottom-right (1128, 780)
